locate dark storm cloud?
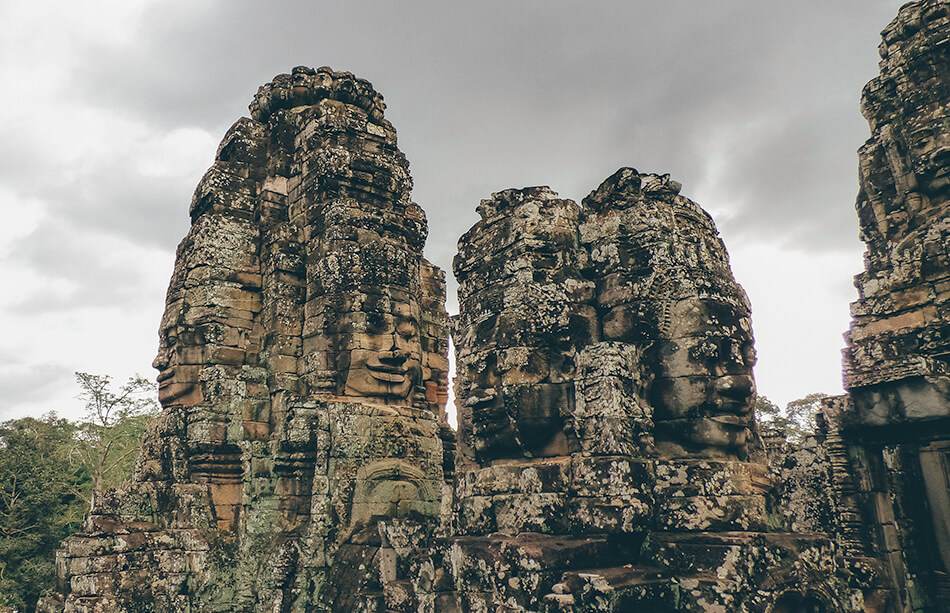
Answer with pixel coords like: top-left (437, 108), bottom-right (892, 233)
top-left (62, 0), bottom-right (905, 270)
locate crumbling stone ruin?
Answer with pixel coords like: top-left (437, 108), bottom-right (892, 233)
top-left (39, 1), bottom-right (950, 611)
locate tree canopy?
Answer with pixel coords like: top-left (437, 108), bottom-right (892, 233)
top-left (755, 392), bottom-right (829, 442)
top-left (0, 414), bottom-right (87, 611)
top-left (0, 373), bottom-right (158, 612)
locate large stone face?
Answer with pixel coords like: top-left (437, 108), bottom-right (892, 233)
top-left (580, 169), bottom-right (758, 461)
top-left (453, 186), bottom-right (595, 465)
top-left (449, 171), bottom-right (865, 612)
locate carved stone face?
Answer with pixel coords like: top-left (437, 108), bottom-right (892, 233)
top-left (650, 296), bottom-right (756, 459)
top-left (906, 115), bottom-right (950, 195)
top-left (153, 300), bottom-right (203, 409)
top-left (350, 459), bottom-right (440, 527)
top-left (338, 300), bottom-right (422, 402)
top-left (151, 216), bottom-right (261, 412)
top-left (464, 353), bottom-right (511, 458)
top-left (868, 11), bottom-right (950, 202)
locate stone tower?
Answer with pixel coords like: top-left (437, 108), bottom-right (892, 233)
top-left (450, 170), bottom-right (871, 611)
top-left (823, 0), bottom-right (950, 610)
top-left (41, 67), bottom-right (452, 612)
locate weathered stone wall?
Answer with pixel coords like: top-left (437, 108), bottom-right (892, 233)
top-left (845, 0), bottom-right (950, 403)
top-left (833, 1), bottom-right (950, 611)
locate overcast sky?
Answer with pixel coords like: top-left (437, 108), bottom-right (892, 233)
top-left (0, 0), bottom-right (910, 422)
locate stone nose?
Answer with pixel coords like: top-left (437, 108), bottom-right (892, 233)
top-left (152, 352), bottom-right (168, 371)
top-left (390, 332), bottom-right (411, 356)
top-left (715, 375), bottom-right (755, 404)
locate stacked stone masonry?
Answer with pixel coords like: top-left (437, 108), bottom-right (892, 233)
top-left (39, 1), bottom-right (949, 611)
top-left (824, 1), bottom-right (950, 611)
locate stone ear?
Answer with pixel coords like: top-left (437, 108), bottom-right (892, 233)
top-left (335, 350), bottom-right (351, 393)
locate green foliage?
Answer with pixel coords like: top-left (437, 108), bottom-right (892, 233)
top-left (755, 392), bottom-right (829, 442)
top-left (754, 394), bottom-right (782, 423)
top-left (0, 413), bottom-right (89, 611)
top-left (0, 373), bottom-right (159, 611)
top-left (73, 372), bottom-right (159, 500)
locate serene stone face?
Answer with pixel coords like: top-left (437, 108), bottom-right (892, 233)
top-left (579, 169), bottom-right (757, 460)
top-left (650, 296), bottom-right (756, 459)
top-left (856, 0), bottom-right (950, 233)
top-left (337, 299), bottom-right (423, 401)
top-left (878, 1), bottom-right (950, 199)
top-left (907, 116), bottom-right (950, 194)
top-left (462, 354), bottom-right (510, 456)
top-left (453, 187), bottom-right (591, 464)
top-left (153, 302), bottom-right (200, 408)
top-left (151, 216), bottom-right (262, 414)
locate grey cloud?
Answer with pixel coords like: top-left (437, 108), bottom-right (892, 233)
top-left (57, 0), bottom-right (907, 276)
top-left (6, 217), bottom-right (172, 314)
top-left (0, 359), bottom-right (73, 420)
top-left (0, 119), bottom-right (195, 250)
top-left (0, 127), bottom-right (192, 318)
top-left (0, 127), bottom-right (49, 189)
top-left (0, 155), bottom-right (189, 315)
top-left (38, 169), bottom-right (194, 250)
top-left (710, 109), bottom-right (865, 251)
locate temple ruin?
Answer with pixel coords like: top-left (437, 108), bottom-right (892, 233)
top-left (824, 0), bottom-right (950, 609)
top-left (38, 0), bottom-right (950, 611)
